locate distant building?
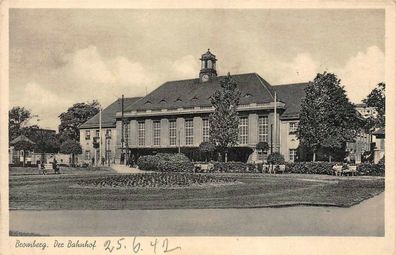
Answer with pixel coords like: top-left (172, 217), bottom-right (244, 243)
top-left (9, 129), bottom-right (57, 165)
top-left (78, 97), bottom-right (141, 165)
top-left (372, 127), bottom-right (385, 163)
top-left (355, 103), bottom-right (377, 119)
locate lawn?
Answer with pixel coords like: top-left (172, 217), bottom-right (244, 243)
top-left (9, 167), bottom-right (384, 210)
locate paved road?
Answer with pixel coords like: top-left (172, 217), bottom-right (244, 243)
top-left (10, 193), bottom-right (384, 236)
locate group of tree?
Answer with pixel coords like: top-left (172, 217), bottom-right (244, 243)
top-left (9, 101), bottom-right (100, 165)
top-left (58, 101), bottom-right (100, 142)
top-left (297, 72), bottom-right (385, 162)
top-left (206, 71), bottom-right (384, 163)
top-left (57, 101), bottom-right (100, 165)
top-left (363, 82), bottom-right (385, 131)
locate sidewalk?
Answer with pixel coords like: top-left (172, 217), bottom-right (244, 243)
top-left (9, 193), bottom-right (384, 236)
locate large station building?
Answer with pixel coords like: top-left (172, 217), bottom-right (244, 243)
top-left (113, 50), bottom-right (307, 163)
top-left (79, 49), bottom-right (374, 165)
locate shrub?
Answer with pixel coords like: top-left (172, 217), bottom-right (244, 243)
top-left (378, 156), bottom-right (385, 166)
top-left (137, 153), bottom-right (192, 172)
top-left (212, 161), bottom-right (259, 173)
top-left (286, 161), bottom-right (385, 176)
top-left (285, 162), bottom-right (336, 175)
top-left (136, 155), bottom-right (161, 171)
top-left (256, 141), bottom-right (269, 151)
top-left (267, 152), bottom-right (285, 165)
top-left (157, 153), bottom-right (190, 162)
top-left (357, 163), bottom-right (385, 176)
top-left (157, 160), bottom-right (194, 172)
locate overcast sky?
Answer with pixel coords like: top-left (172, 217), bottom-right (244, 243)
top-left (10, 9), bottom-right (385, 130)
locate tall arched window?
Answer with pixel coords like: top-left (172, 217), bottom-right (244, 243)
top-left (207, 60), bottom-right (212, 68)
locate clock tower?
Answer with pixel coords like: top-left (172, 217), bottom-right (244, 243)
top-left (199, 49), bottom-right (217, 82)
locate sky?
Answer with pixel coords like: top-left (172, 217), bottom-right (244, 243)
top-left (9, 9), bottom-right (385, 130)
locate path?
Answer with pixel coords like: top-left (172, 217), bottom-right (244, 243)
top-left (110, 164), bottom-right (146, 174)
top-left (9, 193), bottom-right (384, 236)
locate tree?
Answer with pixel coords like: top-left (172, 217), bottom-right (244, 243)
top-left (9, 106), bottom-right (32, 142)
top-left (22, 126), bottom-right (60, 153)
top-left (60, 139), bottom-right (82, 166)
top-left (297, 72), bottom-right (361, 162)
top-left (209, 73), bottom-right (241, 162)
top-left (267, 152), bottom-right (285, 165)
top-left (199, 141), bottom-right (216, 162)
top-left (363, 82), bottom-right (385, 130)
top-left (256, 141), bottom-right (269, 152)
top-left (58, 101), bottom-right (100, 142)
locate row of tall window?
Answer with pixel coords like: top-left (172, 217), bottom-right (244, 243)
top-left (136, 116), bottom-right (270, 146)
top-left (85, 129), bottom-right (112, 140)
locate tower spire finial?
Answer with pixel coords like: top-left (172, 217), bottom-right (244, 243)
top-left (199, 49), bottom-right (217, 82)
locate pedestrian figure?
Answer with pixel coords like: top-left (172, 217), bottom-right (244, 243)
top-left (53, 158), bottom-right (60, 174)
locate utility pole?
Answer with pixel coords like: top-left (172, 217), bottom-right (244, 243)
top-left (178, 129), bottom-right (181, 154)
top-left (270, 124), bottom-right (273, 154)
top-left (99, 107), bottom-right (102, 165)
top-left (273, 91), bottom-right (277, 152)
top-left (121, 95), bottom-right (124, 164)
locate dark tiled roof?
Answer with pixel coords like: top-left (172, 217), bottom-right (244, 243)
top-left (273, 83), bottom-right (308, 120)
top-left (125, 73), bottom-right (275, 111)
top-left (79, 97), bottom-right (141, 129)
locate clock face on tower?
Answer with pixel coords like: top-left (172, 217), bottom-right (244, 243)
top-left (201, 74), bottom-right (210, 82)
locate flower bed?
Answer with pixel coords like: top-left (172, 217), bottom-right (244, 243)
top-left (206, 162), bottom-right (258, 173)
top-left (77, 172), bottom-right (237, 188)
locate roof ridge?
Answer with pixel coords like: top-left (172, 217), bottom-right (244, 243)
top-left (123, 82), bottom-right (171, 111)
top-left (273, 82), bottom-right (309, 87)
top-left (254, 73), bottom-right (275, 100)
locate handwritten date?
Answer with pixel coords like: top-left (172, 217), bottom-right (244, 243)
top-left (104, 237), bottom-right (181, 254)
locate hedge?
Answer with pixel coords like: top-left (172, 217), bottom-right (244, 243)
top-left (211, 162), bottom-right (258, 173)
top-left (137, 153), bottom-right (193, 172)
top-left (285, 162), bottom-right (336, 175)
top-left (136, 155), bottom-right (160, 171)
top-left (286, 161), bottom-right (385, 176)
top-left (157, 160), bottom-right (194, 173)
top-left (357, 163), bottom-right (385, 176)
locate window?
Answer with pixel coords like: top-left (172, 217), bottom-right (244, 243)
top-left (185, 119), bottom-right (194, 145)
top-left (153, 121), bottom-right (161, 146)
top-left (85, 150), bottom-right (91, 160)
top-left (138, 122), bottom-right (145, 146)
top-left (106, 129), bottom-right (112, 138)
top-left (258, 116), bottom-right (268, 142)
top-left (289, 122), bottom-right (298, 133)
top-left (123, 122), bottom-right (129, 143)
top-left (289, 149), bottom-right (297, 161)
top-left (202, 119), bottom-right (210, 142)
top-left (207, 60), bottom-right (212, 68)
top-left (169, 120), bottom-right (177, 146)
top-left (95, 129), bottom-right (100, 138)
top-left (85, 130), bottom-right (91, 140)
top-left (239, 117), bottom-right (248, 145)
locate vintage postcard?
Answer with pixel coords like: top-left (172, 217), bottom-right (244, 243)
top-left (1, 0), bottom-right (395, 254)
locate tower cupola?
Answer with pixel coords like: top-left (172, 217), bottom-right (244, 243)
top-left (199, 49), bottom-right (217, 82)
